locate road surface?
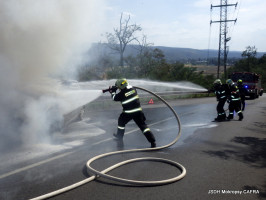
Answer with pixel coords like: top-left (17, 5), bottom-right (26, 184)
top-left (0, 95), bottom-right (265, 200)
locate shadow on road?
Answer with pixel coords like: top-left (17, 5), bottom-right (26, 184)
top-left (203, 136), bottom-right (266, 168)
top-left (242, 184), bottom-right (266, 199)
top-left (203, 136), bottom-right (266, 198)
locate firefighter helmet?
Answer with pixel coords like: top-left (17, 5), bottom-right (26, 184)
top-left (115, 78), bottom-right (128, 89)
top-left (213, 79), bottom-right (222, 85)
top-left (226, 79), bottom-right (233, 85)
top-left (237, 79), bottom-right (243, 83)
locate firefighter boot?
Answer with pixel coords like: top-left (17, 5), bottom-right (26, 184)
top-left (214, 116), bottom-right (220, 121)
top-left (238, 112), bottom-right (244, 121)
top-left (227, 113), bottom-right (234, 121)
top-left (215, 114), bottom-right (224, 121)
top-left (113, 128), bottom-right (124, 141)
top-left (144, 132), bottom-right (156, 148)
top-left (221, 113), bottom-right (227, 121)
top-left (113, 132), bottom-right (124, 149)
top-left (113, 133), bottom-right (122, 140)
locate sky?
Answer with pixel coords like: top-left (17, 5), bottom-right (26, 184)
top-left (100, 0), bottom-right (266, 52)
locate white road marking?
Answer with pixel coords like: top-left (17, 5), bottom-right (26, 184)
top-left (0, 152), bottom-right (72, 179)
top-left (0, 113), bottom-right (188, 179)
top-left (183, 123), bottom-right (217, 128)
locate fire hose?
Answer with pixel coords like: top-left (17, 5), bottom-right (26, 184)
top-left (31, 86), bottom-right (186, 200)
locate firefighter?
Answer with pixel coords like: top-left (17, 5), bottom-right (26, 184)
top-left (226, 79), bottom-right (244, 121)
top-left (109, 78), bottom-right (156, 148)
top-left (237, 79), bottom-right (247, 111)
top-left (213, 79), bottom-right (228, 121)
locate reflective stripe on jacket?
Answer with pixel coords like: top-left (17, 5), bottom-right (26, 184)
top-left (214, 84), bottom-right (228, 101)
top-left (228, 83), bottom-right (241, 101)
top-left (111, 85), bottom-right (142, 113)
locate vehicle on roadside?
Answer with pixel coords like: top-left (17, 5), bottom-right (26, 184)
top-left (230, 72), bottom-right (263, 99)
top-left (61, 79), bottom-right (80, 90)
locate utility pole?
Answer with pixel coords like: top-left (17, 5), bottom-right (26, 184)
top-left (210, 0), bottom-right (237, 79)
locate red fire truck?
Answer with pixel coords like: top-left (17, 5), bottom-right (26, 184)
top-left (230, 72), bottom-right (263, 99)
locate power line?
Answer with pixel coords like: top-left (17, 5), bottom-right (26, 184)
top-left (210, 0), bottom-right (238, 79)
top-left (207, 2), bottom-right (213, 65)
top-left (228, 0), bottom-right (241, 47)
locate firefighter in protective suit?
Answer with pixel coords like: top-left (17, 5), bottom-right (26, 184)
top-left (237, 79), bottom-right (247, 111)
top-left (213, 79), bottom-right (228, 121)
top-left (109, 78), bottom-right (156, 148)
top-left (226, 79), bottom-right (244, 121)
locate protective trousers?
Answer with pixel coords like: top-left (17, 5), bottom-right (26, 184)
top-left (228, 100), bottom-right (243, 120)
top-left (216, 99), bottom-right (226, 120)
top-left (115, 111), bottom-right (156, 144)
top-left (240, 95), bottom-right (246, 111)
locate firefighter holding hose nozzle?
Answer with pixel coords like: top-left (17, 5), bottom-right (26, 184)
top-left (103, 78), bottom-right (156, 148)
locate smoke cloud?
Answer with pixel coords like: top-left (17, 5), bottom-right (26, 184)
top-left (0, 0), bottom-right (106, 152)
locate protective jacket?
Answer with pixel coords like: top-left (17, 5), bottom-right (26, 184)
top-left (111, 85), bottom-right (142, 113)
top-left (227, 83), bottom-right (243, 120)
top-left (214, 84), bottom-right (228, 101)
top-left (237, 83), bottom-right (247, 97)
top-left (237, 83), bottom-right (247, 111)
top-left (228, 83), bottom-right (241, 101)
top-left (213, 84), bottom-right (228, 121)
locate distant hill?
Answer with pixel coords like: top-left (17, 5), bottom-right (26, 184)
top-left (88, 43), bottom-right (266, 63)
top-left (140, 46), bottom-right (265, 61)
top-left (152, 46), bottom-right (240, 61)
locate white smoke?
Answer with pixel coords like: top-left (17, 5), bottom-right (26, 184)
top-left (0, 0), bottom-right (106, 151)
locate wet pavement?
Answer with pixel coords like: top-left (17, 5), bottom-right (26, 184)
top-left (0, 96), bottom-right (265, 200)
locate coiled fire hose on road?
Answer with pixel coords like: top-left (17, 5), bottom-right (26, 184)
top-left (31, 86), bottom-right (186, 200)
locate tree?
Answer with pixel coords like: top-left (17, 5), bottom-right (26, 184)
top-left (136, 35), bottom-right (153, 55)
top-left (241, 45), bottom-right (257, 58)
top-left (134, 35), bottom-right (153, 73)
top-left (148, 48), bottom-right (167, 79)
top-left (241, 46), bottom-right (257, 71)
top-left (106, 13), bottom-right (142, 67)
top-left (228, 49), bottom-right (266, 90)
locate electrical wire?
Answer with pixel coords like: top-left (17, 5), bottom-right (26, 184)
top-left (208, 0), bottom-right (240, 61)
top-left (207, 4), bottom-right (213, 64)
top-left (30, 86), bottom-right (186, 200)
top-left (228, 0), bottom-right (241, 48)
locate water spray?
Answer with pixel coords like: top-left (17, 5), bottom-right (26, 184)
top-left (30, 86), bottom-right (186, 200)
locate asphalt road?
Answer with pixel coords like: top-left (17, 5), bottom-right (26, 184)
top-left (0, 95), bottom-right (265, 200)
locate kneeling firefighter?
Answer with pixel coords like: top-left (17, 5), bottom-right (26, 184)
top-left (108, 78), bottom-right (156, 148)
top-left (213, 79), bottom-right (228, 121)
top-left (226, 79), bottom-right (244, 121)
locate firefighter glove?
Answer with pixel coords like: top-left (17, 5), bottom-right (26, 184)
top-left (109, 85), bottom-right (117, 93)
